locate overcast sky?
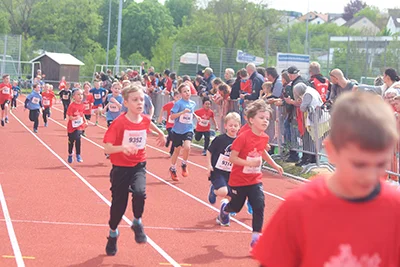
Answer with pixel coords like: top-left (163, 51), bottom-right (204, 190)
top-left (267, 0), bottom-right (399, 14)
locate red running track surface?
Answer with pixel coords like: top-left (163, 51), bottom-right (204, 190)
top-left (0, 97), bottom-right (304, 267)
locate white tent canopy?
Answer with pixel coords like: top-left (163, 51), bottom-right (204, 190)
top-left (180, 53), bottom-right (210, 67)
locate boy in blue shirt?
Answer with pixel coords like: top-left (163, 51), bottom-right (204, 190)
top-left (103, 82), bottom-right (123, 127)
top-left (168, 83), bottom-right (201, 181)
top-left (24, 84), bottom-right (43, 133)
top-left (11, 80), bottom-right (20, 109)
top-left (89, 80), bottom-right (107, 125)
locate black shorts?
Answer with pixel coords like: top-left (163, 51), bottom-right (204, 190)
top-left (68, 130), bottom-right (83, 140)
top-left (210, 171), bottom-right (232, 196)
top-left (1, 100), bottom-right (10, 110)
top-left (172, 131), bottom-right (193, 148)
top-left (84, 114), bottom-right (91, 120)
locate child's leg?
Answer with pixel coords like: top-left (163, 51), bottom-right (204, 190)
top-left (62, 101), bottom-right (68, 119)
top-left (1, 104), bottom-right (5, 120)
top-left (43, 108), bottom-right (48, 124)
top-left (33, 110), bottom-right (39, 130)
top-left (170, 132), bottom-right (182, 166)
top-left (194, 130), bottom-right (202, 142)
top-left (109, 166), bottom-right (131, 231)
top-left (217, 186), bottom-right (247, 226)
top-left (182, 139), bottom-right (191, 161)
top-left (203, 131), bottom-right (211, 151)
top-left (75, 132), bottom-right (82, 155)
top-left (68, 134), bottom-right (75, 155)
top-left (246, 183), bottom-right (265, 244)
top-left (129, 162), bottom-right (147, 243)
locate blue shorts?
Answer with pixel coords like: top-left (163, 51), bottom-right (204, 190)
top-left (210, 171), bottom-right (232, 197)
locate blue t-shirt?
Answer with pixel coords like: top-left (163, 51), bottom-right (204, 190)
top-left (143, 94), bottom-right (153, 115)
top-left (89, 87), bottom-right (107, 106)
top-left (106, 94), bottom-right (124, 121)
top-left (26, 91), bottom-right (42, 110)
top-left (12, 86), bottom-right (20, 98)
top-left (171, 98), bottom-right (196, 134)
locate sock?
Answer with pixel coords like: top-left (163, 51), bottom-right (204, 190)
top-left (109, 228), bottom-right (119, 238)
top-left (252, 232), bottom-right (260, 242)
top-left (133, 218), bottom-right (142, 225)
top-left (170, 164), bottom-right (176, 170)
top-left (182, 160), bottom-right (187, 165)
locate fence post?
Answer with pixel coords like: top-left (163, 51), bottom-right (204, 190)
top-left (219, 48), bottom-right (223, 78)
top-left (18, 35), bottom-right (22, 77)
top-left (276, 106), bottom-right (282, 157)
top-left (363, 36), bottom-right (369, 78)
top-left (384, 40), bottom-right (387, 69)
top-left (313, 108), bottom-right (320, 167)
top-left (196, 46), bottom-right (200, 74)
top-left (327, 35), bottom-right (331, 75)
top-left (346, 35), bottom-right (350, 78)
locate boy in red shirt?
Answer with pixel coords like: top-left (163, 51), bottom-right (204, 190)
top-left (66, 89), bottom-right (88, 164)
top-left (82, 82), bottom-right (94, 137)
top-left (253, 92), bottom-right (400, 267)
top-left (194, 97), bottom-right (218, 155)
top-left (217, 99), bottom-right (283, 250)
top-left (41, 84), bottom-right (56, 127)
top-left (103, 84), bottom-right (166, 256)
top-left (0, 74), bottom-right (12, 126)
top-left (158, 90), bottom-right (181, 156)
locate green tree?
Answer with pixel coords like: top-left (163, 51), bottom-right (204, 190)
top-left (165, 0), bottom-right (195, 27)
top-left (122, 0), bottom-right (175, 60)
top-left (354, 6), bottom-right (380, 24)
top-left (151, 31), bottom-right (175, 72)
top-left (0, 12), bottom-right (10, 34)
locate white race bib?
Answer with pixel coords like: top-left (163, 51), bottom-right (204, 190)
top-left (84, 103), bottom-right (90, 110)
top-left (43, 99), bottom-right (50, 106)
top-left (122, 130), bottom-right (147, 149)
top-left (109, 104), bottom-right (120, 112)
top-left (179, 113), bottom-right (193, 124)
top-left (243, 156), bottom-right (262, 174)
top-left (94, 93), bottom-right (101, 99)
top-left (2, 88), bottom-right (10, 94)
top-left (72, 117), bottom-right (84, 128)
top-left (62, 94), bottom-right (69, 100)
top-left (31, 97), bottom-right (40, 104)
top-left (167, 115), bottom-right (175, 124)
top-left (199, 119), bottom-right (210, 127)
top-left (215, 154), bottom-right (233, 172)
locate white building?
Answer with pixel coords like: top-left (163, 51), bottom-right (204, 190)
top-left (387, 16), bottom-right (400, 35)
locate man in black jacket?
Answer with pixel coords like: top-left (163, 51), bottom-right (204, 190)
top-left (240, 63), bottom-right (264, 101)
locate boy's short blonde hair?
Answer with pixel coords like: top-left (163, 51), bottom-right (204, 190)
top-left (224, 112), bottom-right (241, 125)
top-left (330, 92), bottom-right (398, 151)
top-left (262, 82), bottom-right (273, 90)
top-left (245, 99), bottom-right (272, 124)
top-left (122, 84), bottom-right (143, 101)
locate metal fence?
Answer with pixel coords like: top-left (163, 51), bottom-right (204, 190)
top-left (0, 34), bottom-right (22, 76)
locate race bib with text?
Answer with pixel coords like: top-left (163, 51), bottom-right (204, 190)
top-left (215, 154), bottom-right (233, 172)
top-left (122, 130), bottom-right (147, 149)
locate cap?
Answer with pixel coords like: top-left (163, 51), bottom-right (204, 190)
top-left (202, 67), bottom-right (213, 74)
top-left (287, 66), bottom-right (299, 74)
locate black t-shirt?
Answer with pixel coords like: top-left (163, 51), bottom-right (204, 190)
top-left (207, 134), bottom-right (235, 175)
top-left (230, 79), bottom-right (241, 100)
top-left (59, 89), bottom-right (72, 101)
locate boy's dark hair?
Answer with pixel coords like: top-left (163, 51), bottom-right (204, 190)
top-left (169, 72), bottom-right (177, 80)
top-left (266, 67), bottom-right (278, 79)
top-left (164, 69), bottom-right (171, 76)
top-left (202, 96), bottom-right (211, 104)
top-left (182, 75), bottom-right (191, 82)
top-left (239, 68), bottom-right (248, 78)
top-left (2, 74), bottom-right (10, 79)
top-left (256, 67), bottom-right (266, 78)
top-left (32, 83), bottom-right (38, 89)
top-left (177, 83), bottom-right (189, 93)
top-left (195, 76), bottom-right (203, 84)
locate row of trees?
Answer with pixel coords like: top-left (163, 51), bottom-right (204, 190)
top-left (0, 0), bottom-right (399, 79)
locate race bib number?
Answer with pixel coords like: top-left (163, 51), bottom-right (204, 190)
top-left (109, 104), bottom-right (119, 112)
top-left (168, 115), bottom-right (175, 124)
top-left (179, 113), bottom-right (193, 124)
top-left (122, 130), bottom-right (147, 149)
top-left (43, 99), bottom-right (50, 106)
top-left (31, 97), bottom-right (40, 104)
top-left (94, 93), bottom-right (101, 99)
top-left (62, 94), bottom-right (69, 100)
top-left (72, 117), bottom-right (83, 128)
top-left (199, 119), bottom-right (210, 127)
top-left (215, 154), bottom-right (233, 172)
top-left (243, 156), bottom-right (262, 174)
top-left (2, 88), bottom-right (10, 94)
top-left (84, 104), bottom-right (90, 110)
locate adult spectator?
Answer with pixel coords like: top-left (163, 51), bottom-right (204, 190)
top-left (194, 76), bottom-right (207, 96)
top-left (308, 61), bottom-right (330, 102)
top-left (203, 67), bottom-right (216, 93)
top-left (266, 67), bottom-right (283, 99)
top-left (229, 70), bottom-right (241, 100)
top-left (224, 68), bottom-right (235, 87)
top-left (240, 63), bottom-right (264, 101)
top-left (256, 67), bottom-right (266, 80)
top-left (328, 68), bottom-right (356, 102)
top-left (357, 68), bottom-right (400, 96)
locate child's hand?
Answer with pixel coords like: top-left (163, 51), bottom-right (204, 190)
top-left (248, 158), bottom-right (262, 167)
top-left (156, 133), bottom-right (166, 147)
top-left (266, 144), bottom-right (271, 151)
top-left (275, 165), bottom-right (284, 176)
top-left (122, 144), bottom-right (138, 156)
top-left (207, 165), bottom-right (213, 177)
top-left (183, 108), bottom-right (191, 114)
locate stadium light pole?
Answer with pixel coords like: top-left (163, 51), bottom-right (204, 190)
top-left (115, 0), bottom-right (123, 74)
top-left (106, 0), bottom-right (112, 67)
top-left (304, 0), bottom-right (310, 55)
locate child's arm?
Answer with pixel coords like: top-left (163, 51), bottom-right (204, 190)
top-left (212, 116), bottom-right (219, 131)
top-left (157, 109), bottom-right (165, 124)
top-left (104, 142), bottom-right (138, 156)
top-left (24, 98), bottom-right (30, 110)
top-left (229, 150), bottom-right (261, 167)
top-left (149, 121), bottom-right (166, 147)
top-left (206, 150), bottom-right (213, 176)
top-left (102, 103), bottom-right (110, 114)
top-left (170, 108), bottom-right (190, 120)
top-left (262, 150), bottom-right (283, 176)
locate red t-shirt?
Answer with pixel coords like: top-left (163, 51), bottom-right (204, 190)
top-left (240, 80), bottom-right (252, 94)
top-left (0, 83), bottom-right (12, 103)
top-left (237, 123), bottom-right (251, 136)
top-left (229, 130), bottom-right (269, 187)
top-left (252, 176), bottom-right (400, 267)
top-left (165, 77), bottom-right (172, 92)
top-left (162, 101), bottom-right (175, 129)
top-left (103, 114), bottom-right (151, 167)
top-left (194, 108), bottom-right (214, 132)
top-left (42, 91), bottom-right (55, 108)
top-left (186, 82), bottom-right (197, 95)
top-left (67, 102), bottom-right (86, 133)
top-left (83, 94), bottom-right (94, 115)
top-left (59, 80), bottom-right (66, 90)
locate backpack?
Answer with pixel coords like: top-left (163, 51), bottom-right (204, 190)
top-left (311, 76), bottom-right (330, 103)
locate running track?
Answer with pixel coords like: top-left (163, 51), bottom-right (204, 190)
top-left (0, 97), bottom-right (304, 267)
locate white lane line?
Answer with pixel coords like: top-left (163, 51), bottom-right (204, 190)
top-left (0, 219), bottom-right (250, 234)
top-left (0, 185), bottom-right (25, 267)
top-left (50, 104), bottom-right (286, 201)
top-left (10, 111), bottom-right (181, 267)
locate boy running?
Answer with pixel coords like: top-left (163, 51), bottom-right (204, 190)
top-left (11, 80), bottom-right (20, 109)
top-left (168, 84), bottom-right (201, 181)
top-left (59, 82), bottom-right (72, 120)
top-left (217, 99), bottom-right (283, 250)
top-left (42, 84), bottom-right (56, 127)
top-left (194, 97), bottom-right (218, 156)
top-left (103, 84), bottom-right (166, 256)
top-left (82, 82), bottom-right (94, 137)
top-left (24, 84), bottom-right (42, 133)
top-left (0, 74), bottom-right (12, 126)
top-left (253, 92), bottom-right (400, 266)
top-left (104, 82), bottom-right (123, 127)
top-left (90, 80), bottom-right (107, 125)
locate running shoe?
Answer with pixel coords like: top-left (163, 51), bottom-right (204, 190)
top-left (105, 235), bottom-right (118, 256)
top-left (169, 167), bottom-right (178, 181)
top-left (68, 154), bottom-right (73, 164)
top-left (76, 154), bottom-right (83, 163)
top-left (181, 163), bottom-right (189, 177)
top-left (208, 184), bottom-right (217, 204)
top-left (131, 223), bottom-right (147, 244)
top-left (216, 199), bottom-right (230, 226)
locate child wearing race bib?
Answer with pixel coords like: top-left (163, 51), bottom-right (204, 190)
top-left (24, 84), bottom-right (43, 133)
top-left (66, 89), bottom-right (88, 164)
top-left (207, 112), bottom-right (240, 210)
top-left (194, 97), bottom-right (218, 156)
top-left (217, 99), bottom-right (283, 251)
top-left (157, 90), bottom-right (181, 156)
top-left (168, 84), bottom-right (201, 181)
top-left (41, 84), bottom-right (56, 127)
top-left (89, 80), bottom-right (107, 125)
top-left (0, 74), bottom-right (12, 126)
top-left (59, 82), bottom-right (72, 120)
top-left (82, 82), bottom-right (94, 137)
top-left (103, 84), bottom-right (166, 256)
top-left (104, 82), bottom-right (123, 127)
top-left (11, 80), bottom-right (20, 110)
